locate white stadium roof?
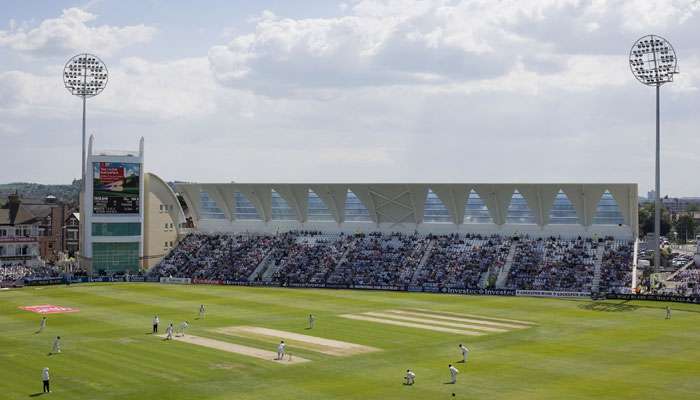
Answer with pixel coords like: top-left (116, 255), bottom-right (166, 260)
top-left (175, 183), bottom-right (638, 239)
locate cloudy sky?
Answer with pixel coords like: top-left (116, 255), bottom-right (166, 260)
top-left (1, 1), bottom-right (699, 196)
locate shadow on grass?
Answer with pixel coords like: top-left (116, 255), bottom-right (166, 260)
top-left (578, 300), bottom-right (638, 312)
top-left (29, 393), bottom-right (44, 397)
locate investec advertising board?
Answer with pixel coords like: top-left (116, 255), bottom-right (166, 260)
top-left (93, 162), bottom-right (140, 214)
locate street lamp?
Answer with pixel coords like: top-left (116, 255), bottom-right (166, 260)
top-left (629, 35), bottom-right (677, 272)
top-left (63, 54), bottom-right (108, 265)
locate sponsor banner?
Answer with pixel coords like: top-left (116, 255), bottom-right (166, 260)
top-left (407, 286), bottom-right (424, 292)
top-left (90, 277), bottom-right (114, 283)
top-left (445, 288), bottom-right (517, 296)
top-left (19, 304), bottom-right (80, 314)
top-left (193, 278), bottom-right (224, 285)
top-left (287, 282), bottom-right (326, 288)
top-left (24, 277), bottom-right (64, 286)
top-left (324, 283), bottom-right (350, 289)
top-left (93, 162), bottom-right (140, 214)
top-left (516, 290), bottom-right (590, 298)
top-left (352, 284), bottom-right (403, 291)
top-left (221, 280), bottom-right (272, 287)
top-left (606, 293), bottom-right (700, 304)
top-left (159, 277), bottom-right (191, 284)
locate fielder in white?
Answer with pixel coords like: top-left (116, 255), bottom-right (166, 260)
top-left (199, 304), bottom-right (206, 319)
top-left (38, 317), bottom-right (47, 333)
top-left (178, 321), bottom-right (190, 337)
top-left (51, 336), bottom-right (61, 354)
top-left (276, 340), bottom-right (286, 360)
top-left (405, 369), bottom-right (416, 385)
top-left (459, 344), bottom-right (470, 363)
top-left (448, 364), bottom-right (459, 384)
top-left (166, 323), bottom-right (174, 340)
top-left (308, 314), bottom-right (315, 329)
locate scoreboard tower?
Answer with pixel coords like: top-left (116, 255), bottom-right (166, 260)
top-left (81, 136), bottom-right (145, 274)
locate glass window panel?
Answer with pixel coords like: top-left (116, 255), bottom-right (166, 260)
top-left (234, 191), bottom-right (261, 220)
top-left (92, 223), bottom-right (141, 236)
top-left (593, 190), bottom-right (625, 225)
top-left (505, 189), bottom-right (536, 224)
top-left (464, 189), bottom-right (493, 223)
top-left (423, 189), bottom-right (452, 223)
top-left (344, 190), bottom-right (371, 222)
top-left (549, 190), bottom-right (580, 224)
top-left (92, 242), bottom-right (140, 273)
top-left (271, 190), bottom-right (297, 221)
top-left (199, 191), bottom-right (226, 220)
top-left (308, 190), bottom-right (334, 221)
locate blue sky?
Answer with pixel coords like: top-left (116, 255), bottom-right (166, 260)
top-left (1, 1), bottom-right (699, 196)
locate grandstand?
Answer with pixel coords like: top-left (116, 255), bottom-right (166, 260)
top-left (144, 183), bottom-right (643, 295)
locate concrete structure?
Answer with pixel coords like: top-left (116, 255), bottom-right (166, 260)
top-left (662, 197), bottom-right (700, 217)
top-left (142, 172), bottom-right (187, 269)
top-left (79, 136), bottom-right (187, 272)
top-left (23, 196), bottom-right (71, 263)
top-left (175, 183), bottom-right (638, 239)
top-left (0, 194), bottom-right (41, 267)
top-left (63, 213), bottom-right (80, 257)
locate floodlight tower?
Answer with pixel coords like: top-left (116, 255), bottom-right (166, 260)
top-left (63, 54), bottom-right (108, 264)
top-left (629, 35), bottom-right (677, 273)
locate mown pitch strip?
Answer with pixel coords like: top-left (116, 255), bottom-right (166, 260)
top-left (215, 326), bottom-right (380, 356)
top-left (340, 309), bottom-right (533, 336)
top-left (158, 334), bottom-right (310, 364)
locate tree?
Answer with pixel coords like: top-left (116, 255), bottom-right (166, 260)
top-left (638, 202), bottom-right (671, 238)
top-left (673, 214), bottom-right (696, 243)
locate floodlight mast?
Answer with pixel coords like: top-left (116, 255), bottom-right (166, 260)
top-left (628, 35), bottom-right (677, 278)
top-left (63, 53), bottom-right (108, 266)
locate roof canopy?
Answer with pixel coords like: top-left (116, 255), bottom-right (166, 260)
top-left (175, 183), bottom-right (638, 238)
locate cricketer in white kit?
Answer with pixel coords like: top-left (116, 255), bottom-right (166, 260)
top-left (449, 364), bottom-right (459, 384)
top-left (277, 341), bottom-right (286, 360)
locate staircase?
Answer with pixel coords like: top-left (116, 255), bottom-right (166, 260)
top-left (409, 239), bottom-right (435, 285)
top-left (478, 266), bottom-right (493, 289)
top-left (247, 251), bottom-right (276, 282)
top-left (495, 243), bottom-right (518, 289)
top-left (666, 260), bottom-right (695, 281)
top-left (257, 251), bottom-right (283, 283)
top-left (590, 245), bottom-right (605, 293)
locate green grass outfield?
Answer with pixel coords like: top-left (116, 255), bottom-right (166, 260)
top-left (1, 283), bottom-right (699, 400)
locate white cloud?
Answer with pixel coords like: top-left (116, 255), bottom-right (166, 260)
top-left (1, 1), bottom-right (700, 197)
top-left (0, 8), bottom-right (156, 56)
top-left (208, 0), bottom-right (700, 96)
top-left (0, 57), bottom-right (216, 120)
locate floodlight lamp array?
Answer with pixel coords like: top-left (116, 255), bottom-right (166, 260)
top-left (629, 35), bottom-right (677, 86)
top-left (63, 54), bottom-right (109, 97)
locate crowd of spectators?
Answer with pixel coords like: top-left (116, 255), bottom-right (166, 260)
top-left (1, 262), bottom-right (64, 282)
top-left (598, 240), bottom-right (634, 294)
top-left (505, 237), bottom-right (598, 292)
top-left (671, 268), bottom-right (700, 297)
top-left (150, 233), bottom-right (278, 281)
top-left (326, 233), bottom-right (428, 286)
top-left (413, 234), bottom-right (510, 290)
top-left (148, 232), bottom-right (638, 293)
top-left (271, 233), bottom-right (353, 285)
top-left (0, 230), bottom-right (648, 295)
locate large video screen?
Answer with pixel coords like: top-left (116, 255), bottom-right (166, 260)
top-left (93, 162), bottom-right (140, 214)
